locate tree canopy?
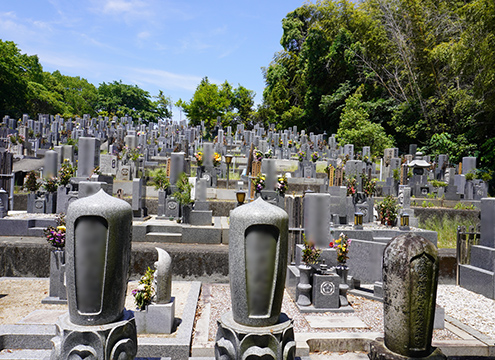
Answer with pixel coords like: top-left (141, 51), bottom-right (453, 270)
top-left (0, 40), bottom-right (172, 122)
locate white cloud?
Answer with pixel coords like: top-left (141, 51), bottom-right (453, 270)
top-left (128, 68), bottom-right (203, 92)
top-left (137, 31), bottom-right (151, 39)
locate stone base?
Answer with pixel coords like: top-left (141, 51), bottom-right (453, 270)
top-left (368, 340), bottom-right (447, 360)
top-left (41, 296), bottom-right (67, 305)
top-left (296, 304), bottom-right (354, 314)
top-left (135, 299), bottom-right (176, 334)
top-left (50, 311), bottom-right (137, 360)
top-left (215, 311), bottom-right (296, 360)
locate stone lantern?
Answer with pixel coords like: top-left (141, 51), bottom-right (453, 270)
top-left (215, 197), bottom-right (295, 360)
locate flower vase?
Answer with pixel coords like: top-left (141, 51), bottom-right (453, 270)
top-left (48, 248), bottom-right (66, 301)
top-left (297, 264), bottom-right (313, 306)
top-left (336, 263), bottom-right (349, 285)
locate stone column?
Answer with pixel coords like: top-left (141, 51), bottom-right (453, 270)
top-left (51, 190), bottom-right (137, 360)
top-left (215, 198), bottom-right (295, 360)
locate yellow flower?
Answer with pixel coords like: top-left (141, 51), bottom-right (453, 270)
top-left (57, 225), bottom-right (66, 232)
top-left (335, 239), bottom-right (341, 244)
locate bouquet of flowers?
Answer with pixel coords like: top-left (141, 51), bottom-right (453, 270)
top-left (44, 215), bottom-right (66, 248)
top-left (324, 164), bottom-right (334, 177)
top-left (253, 173), bottom-right (266, 193)
top-left (278, 139), bottom-right (283, 147)
top-left (363, 177), bottom-right (377, 197)
top-left (132, 267), bottom-right (155, 310)
top-left (253, 149), bottom-right (264, 162)
top-left (329, 233), bottom-right (351, 264)
top-left (302, 235), bottom-right (321, 265)
top-left (288, 140), bottom-right (293, 148)
top-left (59, 161), bottom-right (76, 187)
top-left (276, 175), bottom-right (288, 195)
top-left (297, 151), bottom-right (306, 162)
top-left (376, 195), bottom-right (399, 226)
top-left (213, 152), bottom-right (222, 167)
top-left (264, 149), bottom-right (273, 159)
top-left (345, 176), bottom-right (357, 196)
top-left (194, 152), bottom-right (203, 166)
top-left (310, 152), bottom-right (319, 163)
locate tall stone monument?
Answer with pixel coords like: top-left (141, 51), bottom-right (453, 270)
top-left (369, 233), bottom-right (446, 360)
top-left (215, 198), bottom-right (295, 360)
top-left (50, 190), bottom-right (137, 360)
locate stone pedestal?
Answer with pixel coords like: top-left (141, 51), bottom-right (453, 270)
top-left (51, 311), bottom-right (137, 360)
top-left (42, 249), bottom-right (67, 305)
top-left (215, 311), bottom-right (295, 360)
top-left (369, 340), bottom-right (446, 360)
top-left (134, 299), bottom-right (175, 334)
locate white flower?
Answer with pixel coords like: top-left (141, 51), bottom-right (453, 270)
top-left (137, 284), bottom-right (146, 291)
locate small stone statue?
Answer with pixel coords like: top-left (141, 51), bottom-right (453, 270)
top-left (154, 247), bottom-right (172, 304)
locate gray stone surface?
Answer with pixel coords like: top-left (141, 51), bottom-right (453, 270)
top-left (215, 312), bottom-right (295, 360)
top-left (76, 137), bottom-right (100, 178)
top-left (154, 248), bottom-right (172, 304)
top-left (43, 150), bottom-right (58, 179)
top-left (382, 233), bottom-right (439, 358)
top-left (228, 197), bottom-right (289, 327)
top-left (480, 198), bottom-right (495, 248)
top-left (135, 300), bottom-right (175, 334)
top-left (312, 273), bottom-right (340, 309)
top-left (66, 189), bottom-right (132, 326)
top-left (304, 193), bottom-right (331, 248)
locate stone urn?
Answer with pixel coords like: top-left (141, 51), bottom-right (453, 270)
top-left (336, 263), bottom-right (348, 285)
top-left (297, 264), bottom-right (313, 306)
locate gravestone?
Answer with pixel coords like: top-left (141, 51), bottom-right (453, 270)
top-left (304, 193), bottom-right (331, 247)
top-left (132, 178), bottom-right (148, 219)
top-left (100, 154), bottom-right (118, 176)
top-left (44, 150), bottom-right (59, 178)
top-left (76, 137), bottom-right (100, 178)
top-left (215, 198), bottom-right (295, 360)
top-left (369, 233), bottom-right (445, 360)
top-left (462, 157), bottom-right (476, 175)
top-left (50, 190), bottom-right (137, 359)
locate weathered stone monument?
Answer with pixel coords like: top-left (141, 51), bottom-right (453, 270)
top-left (50, 190), bottom-right (137, 360)
top-left (215, 198), bottom-right (295, 360)
top-left (369, 233), bottom-right (445, 360)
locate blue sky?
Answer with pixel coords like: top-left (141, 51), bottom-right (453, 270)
top-left (0, 0), bottom-right (310, 120)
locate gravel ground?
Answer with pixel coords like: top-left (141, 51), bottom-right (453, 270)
top-left (437, 285), bottom-right (495, 338)
top-left (199, 284), bottom-right (458, 342)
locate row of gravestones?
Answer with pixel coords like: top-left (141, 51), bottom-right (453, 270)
top-left (51, 187), bottom-right (445, 360)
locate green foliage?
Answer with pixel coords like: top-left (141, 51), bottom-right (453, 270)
top-left (150, 168), bottom-right (170, 191)
top-left (420, 214), bottom-right (479, 248)
top-left (59, 161), bottom-right (76, 187)
top-left (43, 177), bottom-right (59, 193)
top-left (376, 195), bottom-right (399, 226)
top-left (429, 180), bottom-right (448, 188)
top-left (454, 202), bottom-right (477, 211)
top-left (132, 267), bottom-right (155, 310)
top-left (301, 234), bottom-right (321, 265)
top-left (176, 77), bottom-right (255, 136)
top-left (173, 172), bottom-right (193, 205)
top-left (336, 89), bottom-right (394, 157)
top-left (465, 172), bottom-right (475, 181)
top-left (24, 171), bottom-right (40, 192)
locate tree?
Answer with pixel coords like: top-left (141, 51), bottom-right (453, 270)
top-left (96, 81), bottom-right (161, 123)
top-left (336, 88), bottom-right (394, 156)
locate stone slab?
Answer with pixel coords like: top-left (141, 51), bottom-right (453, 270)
top-left (17, 310), bottom-right (66, 325)
top-left (305, 316), bottom-right (368, 329)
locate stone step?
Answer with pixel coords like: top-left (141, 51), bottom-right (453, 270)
top-left (0, 349), bottom-right (51, 359)
top-left (145, 232), bottom-right (183, 243)
top-left (27, 227), bottom-right (46, 237)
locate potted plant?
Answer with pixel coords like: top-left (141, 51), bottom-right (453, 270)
top-left (376, 195), bottom-right (399, 226)
top-left (25, 171), bottom-right (41, 213)
top-left (297, 235), bottom-right (321, 306)
top-left (44, 214), bottom-right (67, 302)
top-left (173, 172), bottom-right (193, 223)
top-left (329, 233), bottom-right (351, 283)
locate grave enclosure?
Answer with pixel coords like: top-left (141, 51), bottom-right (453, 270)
top-left (0, 113), bottom-right (493, 359)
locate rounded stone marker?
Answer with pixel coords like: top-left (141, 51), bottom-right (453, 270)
top-left (66, 189), bottom-right (132, 326)
top-left (229, 197), bottom-right (289, 327)
top-left (382, 233), bottom-right (439, 358)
